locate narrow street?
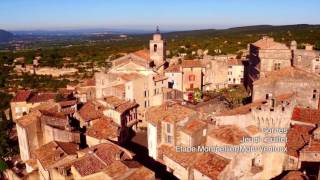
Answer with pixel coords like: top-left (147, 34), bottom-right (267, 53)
top-left (123, 131), bottom-right (178, 180)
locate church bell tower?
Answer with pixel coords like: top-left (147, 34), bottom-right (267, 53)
top-left (150, 26), bottom-right (166, 70)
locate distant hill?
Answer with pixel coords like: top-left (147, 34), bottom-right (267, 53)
top-left (0, 30), bottom-right (13, 43)
top-left (152, 24), bottom-right (320, 56)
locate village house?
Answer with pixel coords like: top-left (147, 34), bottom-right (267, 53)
top-left (10, 90), bottom-right (56, 121)
top-left (165, 60), bottom-right (205, 101)
top-left (69, 143), bottom-right (155, 180)
top-left (75, 78), bottom-right (96, 103)
top-left (227, 58), bottom-right (244, 85)
top-left (16, 102), bottom-right (80, 164)
top-left (73, 100), bottom-right (105, 127)
top-left (245, 36), bottom-right (292, 93)
top-left (146, 101), bottom-right (234, 179)
top-left (291, 41), bottom-right (320, 74)
top-left (29, 141), bottom-right (79, 180)
top-left (85, 116), bottom-right (120, 146)
top-left (252, 67), bottom-right (320, 109)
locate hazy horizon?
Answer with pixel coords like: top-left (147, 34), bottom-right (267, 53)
top-left (1, 0), bottom-right (320, 31)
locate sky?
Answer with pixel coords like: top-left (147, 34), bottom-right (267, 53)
top-left (0, 0), bottom-right (320, 31)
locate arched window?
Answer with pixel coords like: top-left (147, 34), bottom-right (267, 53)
top-left (154, 44), bottom-right (157, 52)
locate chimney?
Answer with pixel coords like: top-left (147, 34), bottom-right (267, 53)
top-left (305, 44), bottom-right (314, 51)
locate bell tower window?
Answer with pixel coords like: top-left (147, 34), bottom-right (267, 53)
top-left (154, 44), bottom-right (157, 52)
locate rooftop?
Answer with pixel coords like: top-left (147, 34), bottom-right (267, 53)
top-left (77, 101), bottom-right (104, 122)
top-left (11, 90), bottom-right (32, 102)
top-left (153, 74), bottom-right (168, 82)
top-left (32, 141), bottom-right (78, 169)
top-left (286, 125), bottom-right (313, 157)
top-left (86, 117), bottom-right (119, 140)
top-left (182, 119), bottom-right (207, 135)
top-left (158, 144), bottom-right (198, 168)
top-left (181, 60), bottom-right (204, 68)
top-left (104, 96), bottom-right (139, 113)
top-left (227, 58), bottom-right (243, 66)
top-left (16, 110), bottom-right (42, 128)
top-left (209, 125), bottom-right (249, 145)
top-left (253, 67), bottom-right (320, 85)
top-left (292, 107), bottom-right (320, 125)
top-left (251, 36), bottom-right (289, 50)
top-left (146, 101), bottom-right (195, 124)
top-left (133, 49), bottom-right (150, 60)
top-left (301, 139), bottom-right (320, 153)
top-left (193, 153), bottom-right (230, 179)
top-left (72, 143), bottom-right (133, 177)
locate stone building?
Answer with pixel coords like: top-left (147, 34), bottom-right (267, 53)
top-left (75, 78), bottom-right (96, 103)
top-left (246, 36), bottom-right (292, 93)
top-left (165, 60), bottom-right (204, 101)
top-left (10, 90), bottom-right (56, 121)
top-left (150, 26), bottom-right (167, 72)
top-left (69, 143), bottom-right (155, 180)
top-left (145, 101), bottom-right (234, 179)
top-left (227, 58), bottom-right (244, 85)
top-left (16, 103), bottom-right (81, 171)
top-left (291, 41), bottom-right (320, 74)
top-left (252, 67), bottom-right (320, 109)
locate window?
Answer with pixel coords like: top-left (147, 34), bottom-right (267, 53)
top-left (274, 63), bottom-right (281, 70)
top-left (144, 90), bottom-right (147, 97)
top-left (190, 83), bottom-right (194, 89)
top-left (189, 74), bottom-right (195, 81)
top-left (154, 89), bottom-right (156, 95)
top-left (167, 123), bottom-right (171, 133)
top-left (144, 101), bottom-right (147, 108)
top-left (297, 56), bottom-right (302, 62)
top-left (313, 90), bottom-right (317, 99)
top-left (153, 44), bottom-right (157, 52)
top-left (166, 135), bottom-right (172, 144)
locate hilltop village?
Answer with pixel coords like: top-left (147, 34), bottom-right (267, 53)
top-left (3, 28), bottom-right (320, 180)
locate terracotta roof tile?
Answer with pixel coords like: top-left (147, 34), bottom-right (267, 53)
top-left (146, 102), bottom-right (195, 124)
top-left (209, 125), bottom-right (250, 145)
top-left (182, 119), bottom-right (207, 135)
top-left (28, 93), bottom-right (56, 103)
top-left (193, 153), bottom-right (230, 179)
top-left (253, 67), bottom-right (320, 85)
top-left (72, 154), bottom-right (106, 176)
top-left (165, 64), bottom-right (181, 73)
top-left (72, 143), bottom-right (133, 177)
top-left (301, 139), bottom-right (320, 152)
top-left (181, 60), bottom-right (204, 68)
top-left (78, 101), bottom-right (104, 122)
top-left (292, 107), bottom-right (320, 125)
top-left (126, 165), bottom-right (155, 180)
top-left (32, 141), bottom-right (78, 169)
top-left (12, 90), bottom-right (32, 102)
top-left (59, 100), bottom-right (77, 107)
top-left (104, 96), bottom-right (138, 113)
top-left (16, 110), bottom-right (42, 128)
top-left (286, 125), bottom-right (313, 157)
top-left (103, 160), bottom-right (128, 178)
top-left (252, 37), bottom-right (289, 50)
top-left (281, 171), bottom-right (307, 180)
top-left (86, 117), bottom-right (119, 140)
top-left (153, 74), bottom-right (168, 82)
top-left (40, 110), bottom-right (69, 129)
top-left (158, 144), bottom-right (198, 168)
top-left (133, 49), bottom-right (150, 60)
